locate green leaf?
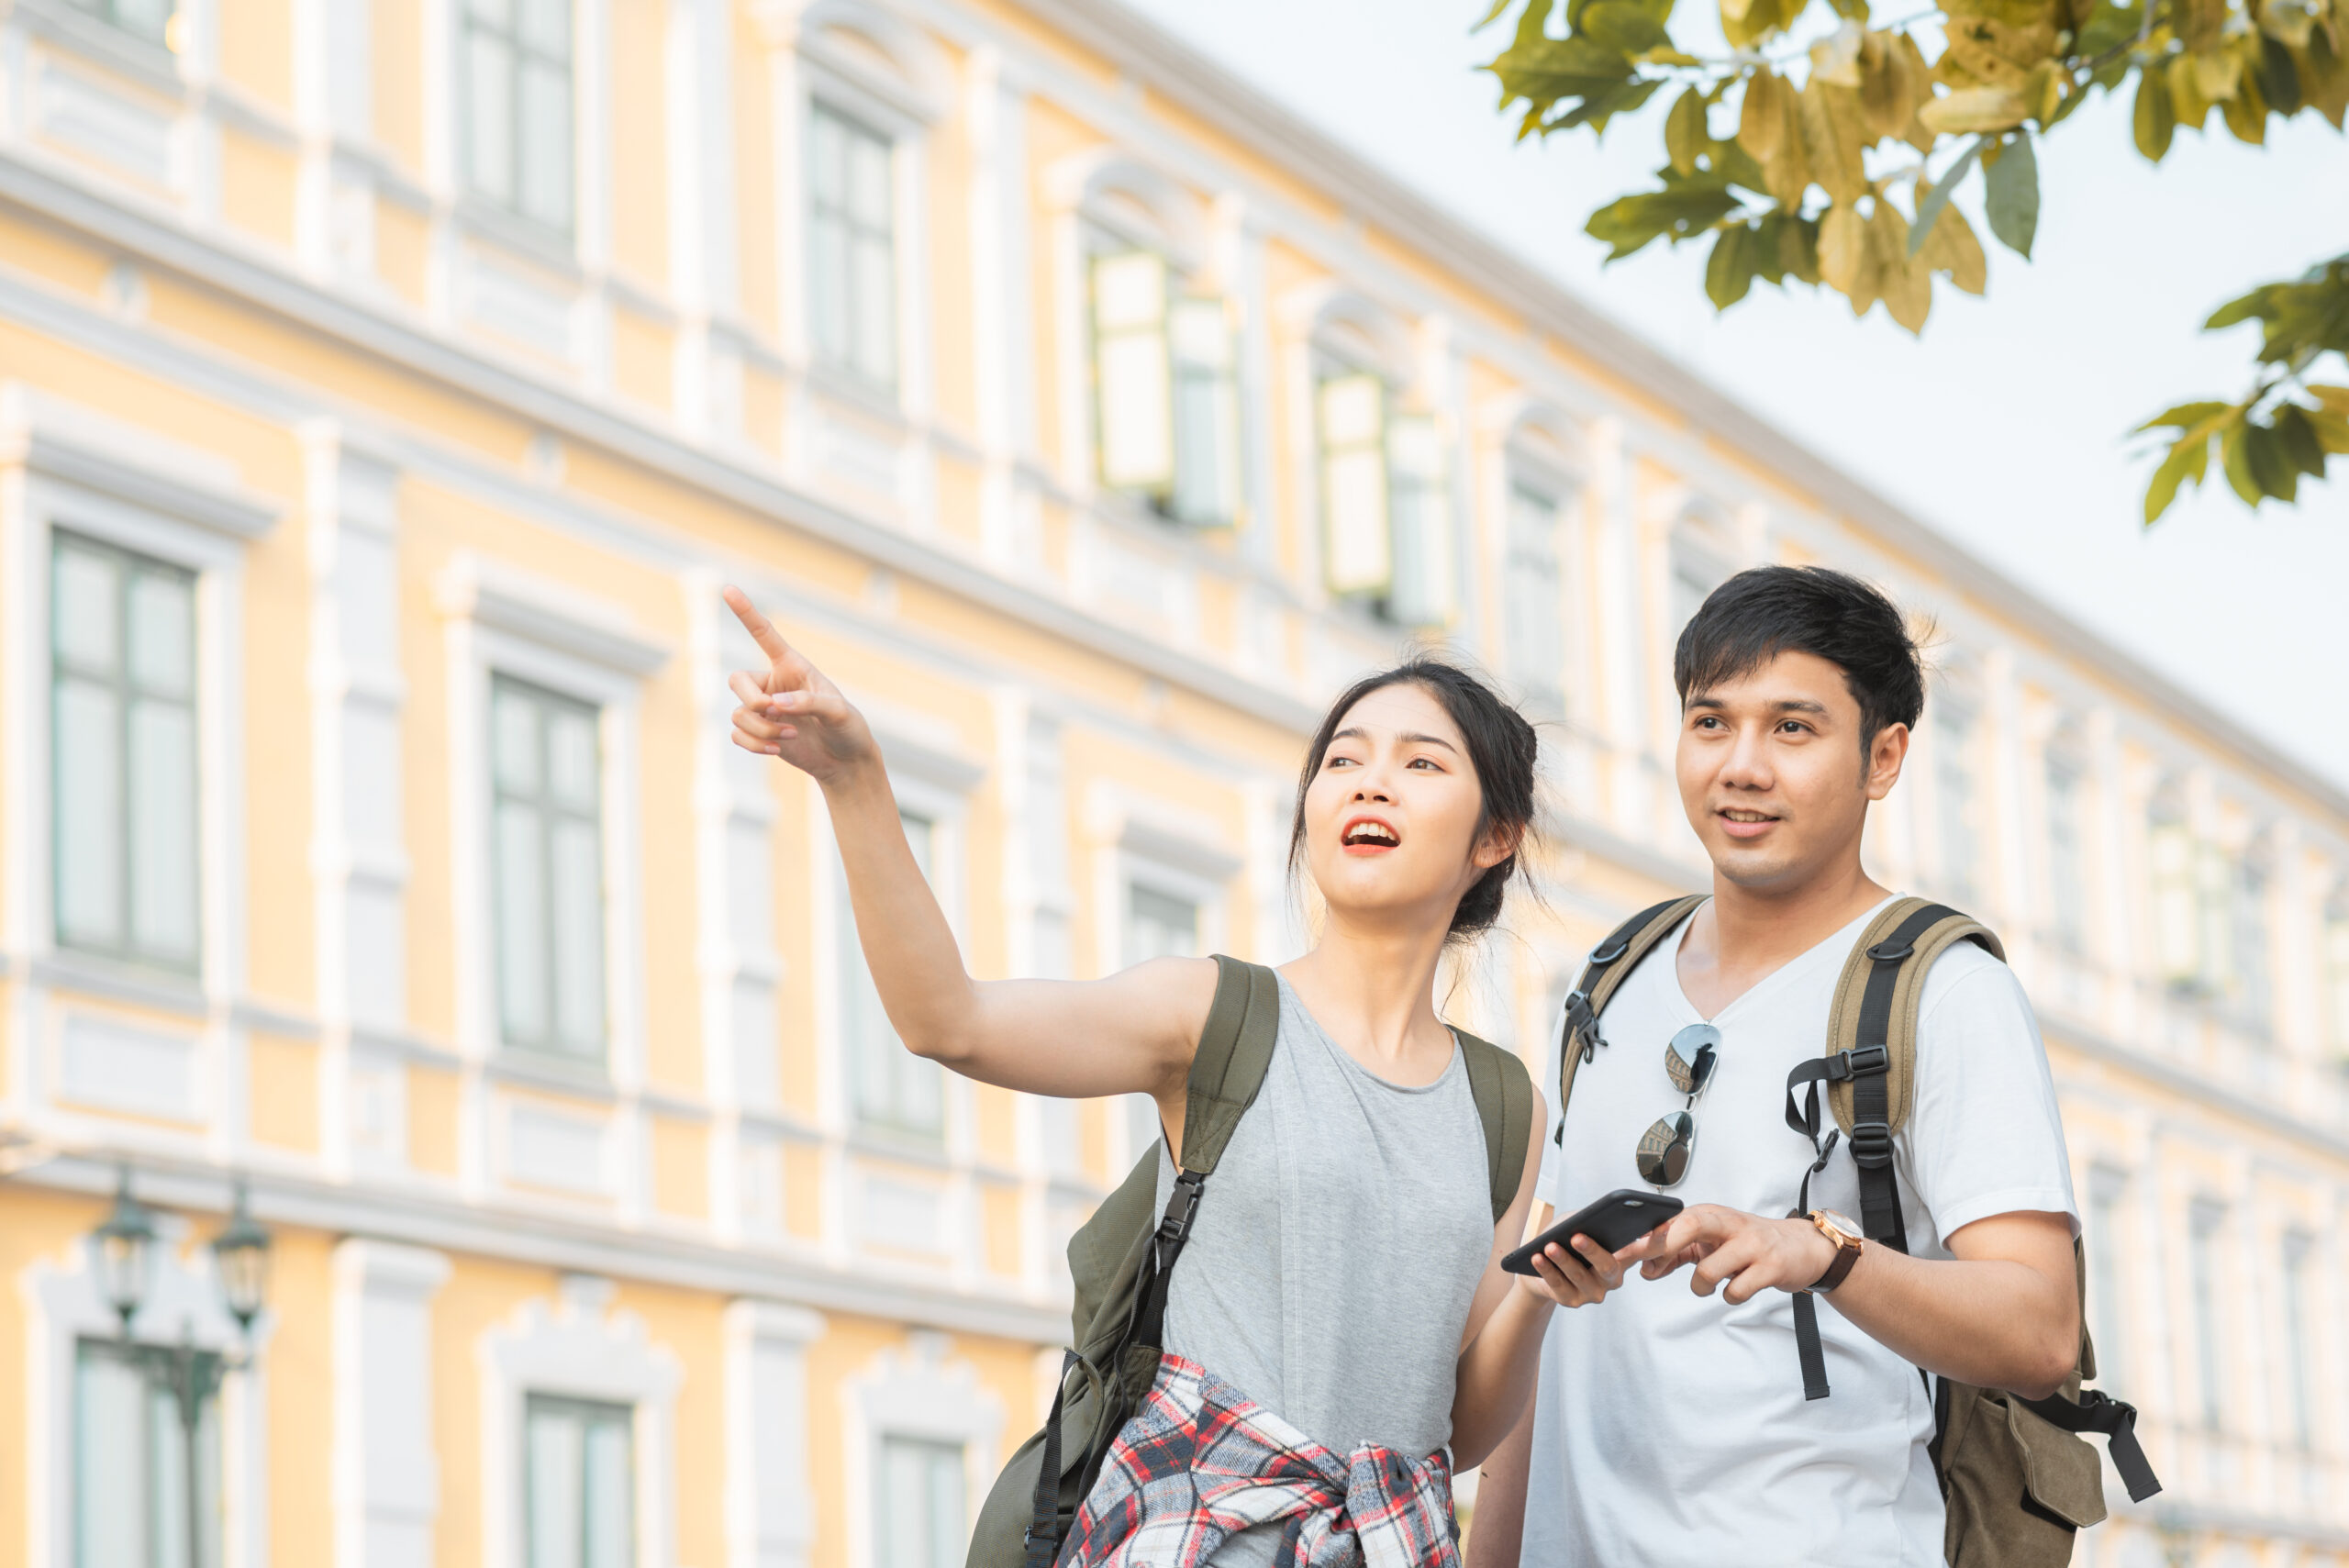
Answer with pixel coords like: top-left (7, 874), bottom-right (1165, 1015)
top-left (2135, 400), bottom-right (2234, 433)
top-left (1982, 132), bottom-right (2039, 259)
top-left (2077, 0), bottom-right (2145, 58)
top-left (2243, 420), bottom-right (2299, 502)
top-left (2273, 404), bottom-right (2329, 477)
top-left (2257, 33), bottom-right (2304, 115)
top-left (1585, 169), bottom-right (1742, 258)
top-left (1666, 86), bottom-right (1709, 174)
top-left (2132, 66), bottom-right (2176, 160)
top-left (1548, 74), bottom-right (1667, 133)
top-left (1475, 0), bottom-right (1522, 28)
top-left (2221, 420), bottom-right (2262, 504)
top-left (1579, 0), bottom-right (1671, 54)
top-left (2143, 431), bottom-right (2210, 524)
top-left (2307, 408), bottom-right (2349, 453)
top-left (1706, 223), bottom-right (1762, 307)
top-left (1908, 139), bottom-right (1983, 257)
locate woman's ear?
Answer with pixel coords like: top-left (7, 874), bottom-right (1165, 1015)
top-left (1472, 820), bottom-right (1522, 873)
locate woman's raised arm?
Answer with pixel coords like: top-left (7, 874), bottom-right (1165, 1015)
top-left (722, 587), bottom-right (1214, 1107)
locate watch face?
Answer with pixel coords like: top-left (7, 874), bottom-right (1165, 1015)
top-left (1818, 1210), bottom-right (1864, 1241)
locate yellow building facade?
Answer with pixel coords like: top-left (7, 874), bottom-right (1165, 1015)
top-left (0, 1), bottom-right (2343, 1566)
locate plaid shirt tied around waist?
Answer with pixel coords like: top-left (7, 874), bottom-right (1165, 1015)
top-left (1061, 1352), bottom-right (1460, 1568)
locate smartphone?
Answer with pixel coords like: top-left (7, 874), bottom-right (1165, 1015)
top-left (1501, 1188), bottom-right (1684, 1276)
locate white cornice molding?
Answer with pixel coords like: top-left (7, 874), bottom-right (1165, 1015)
top-left (0, 384), bottom-right (284, 539)
top-left (434, 550), bottom-right (673, 676)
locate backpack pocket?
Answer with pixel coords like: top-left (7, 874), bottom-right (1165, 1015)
top-left (1941, 1386), bottom-right (2109, 1568)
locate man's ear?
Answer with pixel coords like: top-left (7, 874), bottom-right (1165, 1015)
top-left (1865, 722), bottom-right (1909, 801)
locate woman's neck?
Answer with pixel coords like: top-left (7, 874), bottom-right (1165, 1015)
top-left (1279, 911), bottom-right (1456, 1076)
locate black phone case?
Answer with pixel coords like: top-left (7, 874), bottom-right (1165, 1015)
top-left (1501, 1188), bottom-right (1684, 1275)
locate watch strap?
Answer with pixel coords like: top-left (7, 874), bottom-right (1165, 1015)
top-left (1806, 1214), bottom-right (1862, 1294)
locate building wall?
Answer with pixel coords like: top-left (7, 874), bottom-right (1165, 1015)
top-left (0, 1), bottom-right (2344, 1566)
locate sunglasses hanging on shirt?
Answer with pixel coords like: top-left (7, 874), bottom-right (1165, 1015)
top-left (1634, 1022), bottom-right (1721, 1187)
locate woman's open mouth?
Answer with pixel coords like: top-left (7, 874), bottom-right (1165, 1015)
top-left (1341, 816), bottom-right (1402, 853)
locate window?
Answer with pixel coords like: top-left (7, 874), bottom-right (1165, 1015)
top-left (2326, 885), bottom-right (2349, 1052)
top-left (807, 104), bottom-right (896, 394)
top-left (2148, 791), bottom-right (2199, 985)
top-left (1089, 251), bottom-right (1240, 528)
top-left (65, 0), bottom-right (169, 43)
top-left (523, 1395), bottom-right (632, 1568)
top-left (1382, 417), bottom-right (1452, 627)
top-left (462, 0), bottom-right (575, 235)
top-left (52, 532), bottom-right (200, 973)
top-left (876, 1438), bottom-right (964, 1568)
top-left (841, 813), bottom-right (944, 1141)
top-left (492, 676), bottom-right (607, 1062)
top-left (1121, 884), bottom-right (1198, 1161)
top-left (2281, 1233), bottom-right (2313, 1451)
top-left (75, 1338), bottom-right (222, 1568)
top-left (1503, 484), bottom-right (1565, 711)
top-left (2084, 1170), bottom-right (2126, 1396)
top-left (2188, 1200), bottom-right (2226, 1432)
top-left (1668, 532), bottom-right (1727, 639)
top-left (1318, 373), bottom-right (1389, 598)
top-left (2229, 850), bottom-right (2272, 1027)
top-left (2043, 751), bottom-right (2087, 950)
top-left (1935, 701), bottom-right (1981, 906)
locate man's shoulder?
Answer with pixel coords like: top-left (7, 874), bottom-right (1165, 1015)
top-left (1914, 933), bottom-right (2028, 1018)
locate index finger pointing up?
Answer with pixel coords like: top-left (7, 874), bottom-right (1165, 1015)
top-left (722, 585), bottom-right (793, 664)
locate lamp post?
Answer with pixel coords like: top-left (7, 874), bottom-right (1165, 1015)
top-left (89, 1168), bottom-right (273, 1568)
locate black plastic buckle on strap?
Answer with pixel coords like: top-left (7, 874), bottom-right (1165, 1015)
top-left (1156, 1170), bottom-right (1206, 1249)
top-left (1848, 1118), bottom-right (1895, 1170)
top-left (1866, 937), bottom-right (1917, 962)
top-left (1824, 1044), bottom-right (1889, 1084)
top-left (1590, 931), bottom-right (1632, 964)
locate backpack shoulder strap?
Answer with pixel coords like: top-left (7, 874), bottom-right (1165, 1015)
top-left (1176, 955), bottom-right (1283, 1174)
top-left (1554, 895), bottom-right (1708, 1143)
top-left (1815, 897), bottom-right (2005, 1247)
top-left (1453, 1029), bottom-right (1534, 1223)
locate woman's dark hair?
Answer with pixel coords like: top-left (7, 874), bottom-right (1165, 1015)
top-left (1286, 658), bottom-right (1539, 943)
top-left (1673, 565), bottom-right (1925, 756)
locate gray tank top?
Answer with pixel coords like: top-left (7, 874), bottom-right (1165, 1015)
top-left (1150, 973), bottom-right (1495, 1549)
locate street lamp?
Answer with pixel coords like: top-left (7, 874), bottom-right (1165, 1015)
top-left (87, 1168), bottom-right (273, 1568)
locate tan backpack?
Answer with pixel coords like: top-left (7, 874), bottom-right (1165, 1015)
top-left (1555, 895), bottom-right (2161, 1567)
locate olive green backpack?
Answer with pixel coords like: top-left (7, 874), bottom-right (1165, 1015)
top-left (969, 953), bottom-right (1535, 1568)
top-left (1556, 895), bottom-right (2162, 1568)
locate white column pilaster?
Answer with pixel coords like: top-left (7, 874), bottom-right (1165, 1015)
top-left (333, 1240), bottom-right (451, 1568)
top-left (724, 1301), bottom-right (826, 1568)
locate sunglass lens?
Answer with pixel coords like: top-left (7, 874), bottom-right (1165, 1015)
top-left (1636, 1111), bottom-right (1696, 1187)
top-left (1664, 1024), bottom-right (1722, 1095)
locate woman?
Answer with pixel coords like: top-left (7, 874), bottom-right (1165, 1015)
top-left (721, 587), bottom-right (1619, 1564)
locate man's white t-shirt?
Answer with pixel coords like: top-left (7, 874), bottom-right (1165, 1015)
top-left (1522, 899), bottom-right (2078, 1568)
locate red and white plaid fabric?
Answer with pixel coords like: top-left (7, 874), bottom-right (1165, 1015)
top-left (1061, 1352), bottom-right (1460, 1568)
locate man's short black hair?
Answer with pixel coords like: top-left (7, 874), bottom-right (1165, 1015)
top-left (1673, 565), bottom-right (1925, 749)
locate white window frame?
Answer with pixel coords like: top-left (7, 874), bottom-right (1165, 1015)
top-left (454, 0), bottom-right (579, 239)
top-left (1, 392), bottom-right (277, 1141)
top-left (439, 554), bottom-right (666, 1089)
top-left (1499, 479), bottom-right (1569, 715)
top-left (2040, 737), bottom-right (2090, 952)
top-left (840, 1332), bottom-right (1001, 1568)
top-left (21, 1218), bottom-right (275, 1568)
top-left (767, 3), bottom-right (950, 420)
top-left (478, 1274), bottom-right (680, 1568)
top-left (1276, 284), bottom-right (1419, 618)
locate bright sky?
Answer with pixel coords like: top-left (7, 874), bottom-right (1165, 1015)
top-left (1119, 0), bottom-right (2349, 792)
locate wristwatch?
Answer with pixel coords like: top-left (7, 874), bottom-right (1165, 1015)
top-left (1804, 1209), bottom-right (1865, 1294)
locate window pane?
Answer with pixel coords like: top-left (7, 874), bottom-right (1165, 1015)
top-left (1504, 486), bottom-right (1564, 705)
top-left (466, 31), bottom-right (517, 206)
top-left (808, 213), bottom-right (850, 368)
top-left (496, 801), bottom-right (549, 1044)
top-left (1093, 251), bottom-right (1167, 333)
top-left (1126, 885), bottom-right (1197, 960)
top-left (582, 1415), bottom-right (631, 1568)
top-left (54, 543), bottom-right (120, 675)
top-left (518, 59), bottom-right (573, 232)
top-left (1319, 374), bottom-right (1382, 447)
top-left (1322, 448), bottom-right (1390, 595)
top-left (527, 1404), bottom-right (584, 1568)
top-left (550, 817), bottom-right (606, 1052)
top-left (925, 1448), bottom-right (964, 1568)
top-left (517, 0), bottom-right (570, 58)
top-left (845, 128), bottom-right (892, 230)
top-left (545, 706), bottom-right (598, 812)
top-left (127, 570), bottom-right (194, 698)
top-left (494, 686), bottom-right (542, 794)
top-left (1936, 708), bottom-right (1979, 904)
top-left (111, 0), bottom-right (171, 41)
top-left (879, 1440), bottom-right (964, 1568)
top-left (128, 697), bottom-right (200, 964)
top-left (1097, 331), bottom-right (1173, 491)
top-left (76, 1344), bottom-right (149, 1568)
top-left (55, 676), bottom-right (125, 951)
top-left (807, 108), bottom-right (845, 209)
top-left (851, 234), bottom-right (896, 389)
top-left (469, 0), bottom-right (515, 28)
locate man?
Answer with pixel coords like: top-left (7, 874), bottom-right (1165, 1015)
top-left (1473, 566), bottom-right (2081, 1566)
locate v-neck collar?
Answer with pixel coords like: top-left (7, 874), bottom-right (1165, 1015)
top-left (1663, 896), bottom-right (1898, 1026)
